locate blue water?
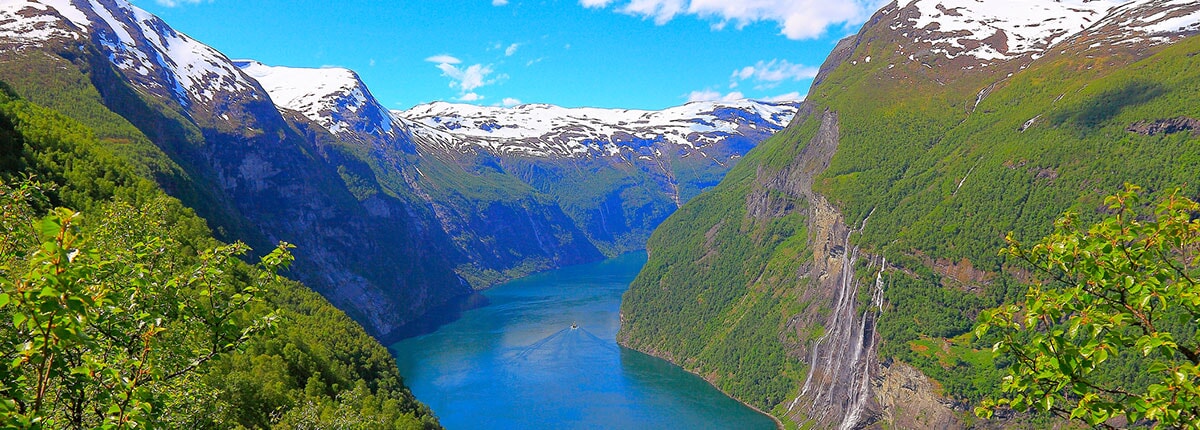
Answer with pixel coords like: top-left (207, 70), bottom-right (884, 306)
top-left (390, 252), bottom-right (778, 430)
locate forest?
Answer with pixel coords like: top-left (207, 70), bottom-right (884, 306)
top-left (0, 83), bottom-right (439, 428)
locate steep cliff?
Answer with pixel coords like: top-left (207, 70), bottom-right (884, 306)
top-left (619, 0), bottom-right (1200, 427)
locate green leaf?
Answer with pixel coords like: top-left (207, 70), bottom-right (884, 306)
top-left (38, 216), bottom-right (61, 240)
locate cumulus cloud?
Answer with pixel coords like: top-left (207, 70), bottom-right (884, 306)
top-left (493, 0), bottom-right (508, 5)
top-left (427, 55), bottom-right (506, 102)
top-left (438, 63), bottom-right (496, 92)
top-left (579, 0), bottom-right (888, 39)
top-left (501, 98), bottom-right (523, 107)
top-left (686, 89), bottom-right (745, 102)
top-left (730, 59), bottom-right (818, 89)
top-left (505, 43), bottom-right (520, 56)
top-left (426, 58), bottom-right (487, 92)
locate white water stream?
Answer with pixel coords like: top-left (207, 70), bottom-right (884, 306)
top-left (789, 208), bottom-right (886, 429)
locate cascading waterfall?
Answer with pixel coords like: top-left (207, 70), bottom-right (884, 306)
top-left (788, 207), bottom-right (886, 429)
top-left (839, 257), bottom-right (886, 430)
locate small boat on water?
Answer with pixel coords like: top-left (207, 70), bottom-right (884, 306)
top-left (571, 322), bottom-right (578, 330)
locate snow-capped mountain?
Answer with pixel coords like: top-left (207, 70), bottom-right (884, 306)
top-left (236, 60), bottom-right (397, 139)
top-left (238, 59), bottom-right (800, 163)
top-left (398, 100), bottom-right (801, 159)
top-left (0, 0), bottom-right (261, 112)
top-left (885, 0), bottom-right (1200, 64)
top-left (0, 0), bottom-right (475, 341)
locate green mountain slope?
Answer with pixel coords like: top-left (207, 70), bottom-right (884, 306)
top-left (619, 2), bottom-right (1200, 427)
top-left (0, 84), bottom-right (439, 428)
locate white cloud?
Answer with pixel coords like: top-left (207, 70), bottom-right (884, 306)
top-left (501, 98), bottom-right (522, 107)
top-left (425, 54), bottom-right (462, 65)
top-left (686, 89), bottom-right (744, 102)
top-left (505, 43), bottom-right (520, 57)
top-left (579, 0), bottom-right (887, 39)
top-left (623, 0), bottom-right (686, 25)
top-left (436, 63), bottom-right (496, 92)
top-left (154, 0), bottom-right (208, 6)
top-left (759, 92), bottom-right (804, 102)
top-left (427, 55), bottom-right (505, 102)
top-left (731, 59), bottom-right (818, 89)
top-left (493, 0), bottom-right (509, 5)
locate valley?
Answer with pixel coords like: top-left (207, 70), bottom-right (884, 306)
top-left (390, 252), bottom-right (778, 430)
top-left (1, 0), bottom-right (1199, 428)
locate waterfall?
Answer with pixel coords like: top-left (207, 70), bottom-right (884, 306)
top-left (788, 205), bottom-right (886, 429)
top-left (838, 257), bottom-right (886, 430)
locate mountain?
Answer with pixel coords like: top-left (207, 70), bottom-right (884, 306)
top-left (0, 0), bottom-right (795, 342)
top-left (237, 59), bottom-right (799, 286)
top-left (0, 0), bottom-right (469, 341)
top-left (618, 0), bottom-right (1200, 428)
top-left (0, 26), bottom-right (440, 430)
top-left (398, 99), bottom-right (800, 256)
top-left (400, 99), bottom-right (796, 161)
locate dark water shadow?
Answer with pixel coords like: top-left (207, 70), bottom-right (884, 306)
top-left (383, 293), bottom-right (491, 344)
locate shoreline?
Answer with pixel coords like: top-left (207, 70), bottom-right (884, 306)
top-left (618, 342), bottom-right (786, 430)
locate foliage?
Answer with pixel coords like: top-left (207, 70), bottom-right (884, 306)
top-left (619, 121), bottom-right (814, 410)
top-left (620, 19), bottom-right (1200, 423)
top-left (812, 29), bottom-right (1200, 403)
top-left (0, 84), bottom-right (440, 429)
top-left (0, 183), bottom-right (291, 428)
top-left (976, 185), bottom-right (1200, 427)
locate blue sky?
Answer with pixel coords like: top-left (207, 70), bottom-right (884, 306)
top-left (131, 0), bottom-right (887, 110)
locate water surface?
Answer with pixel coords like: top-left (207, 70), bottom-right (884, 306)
top-left (391, 252), bottom-right (777, 430)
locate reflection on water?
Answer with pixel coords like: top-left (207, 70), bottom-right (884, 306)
top-left (390, 252), bottom-right (776, 430)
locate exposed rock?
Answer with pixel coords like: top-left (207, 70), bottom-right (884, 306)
top-left (1127, 116), bottom-right (1200, 136)
top-left (875, 361), bottom-right (961, 429)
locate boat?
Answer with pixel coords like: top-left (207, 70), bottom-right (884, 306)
top-left (571, 322), bottom-right (578, 329)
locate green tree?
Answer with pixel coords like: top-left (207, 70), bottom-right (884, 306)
top-left (976, 184), bottom-right (1200, 427)
top-left (0, 180), bottom-right (294, 429)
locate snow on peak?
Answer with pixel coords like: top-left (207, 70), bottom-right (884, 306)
top-left (0, 1), bottom-right (86, 45)
top-left (888, 0), bottom-right (1200, 62)
top-left (0, 0), bottom-right (258, 108)
top-left (236, 60), bottom-right (392, 136)
top-left (397, 99), bottom-right (800, 158)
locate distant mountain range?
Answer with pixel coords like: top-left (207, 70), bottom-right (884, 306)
top-left (0, 0), bottom-right (796, 340)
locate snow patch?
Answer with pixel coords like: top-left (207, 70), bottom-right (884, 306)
top-left (396, 99), bottom-right (799, 158)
